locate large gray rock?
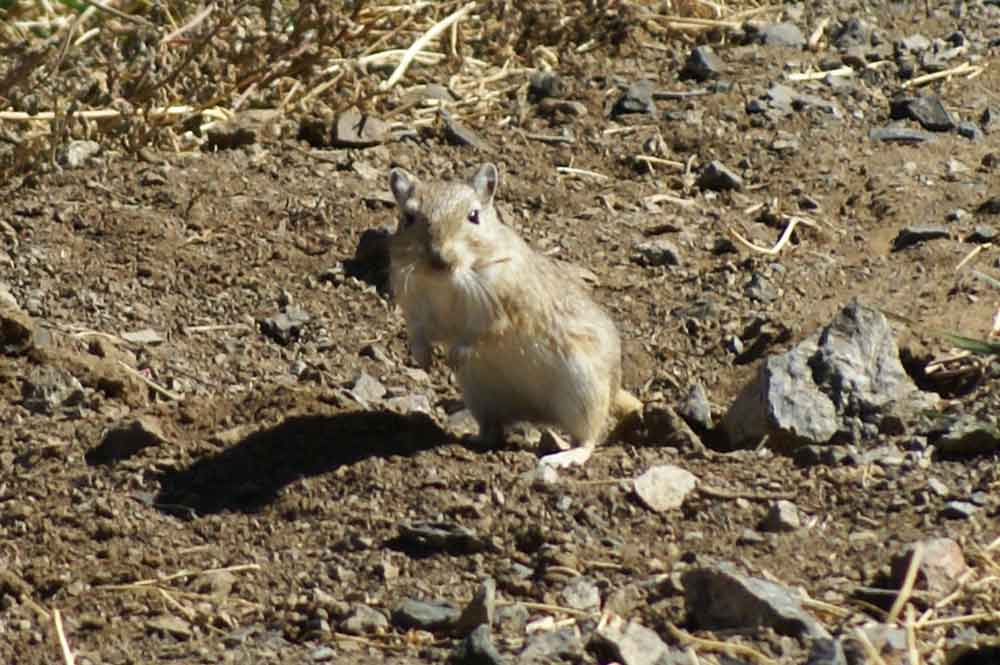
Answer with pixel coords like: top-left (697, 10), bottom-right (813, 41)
top-left (683, 561), bottom-right (830, 639)
top-left (722, 301), bottom-right (937, 451)
top-left (591, 613), bottom-right (674, 665)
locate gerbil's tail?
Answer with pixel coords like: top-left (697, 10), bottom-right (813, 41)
top-left (612, 389), bottom-right (643, 419)
top-left (608, 388), bottom-right (643, 443)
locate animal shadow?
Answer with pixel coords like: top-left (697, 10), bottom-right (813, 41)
top-left (154, 410), bottom-right (447, 517)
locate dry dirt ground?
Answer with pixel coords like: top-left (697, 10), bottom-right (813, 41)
top-left (2, 2), bottom-right (1000, 664)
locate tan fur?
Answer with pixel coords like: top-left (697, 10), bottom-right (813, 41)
top-left (388, 164), bottom-right (641, 467)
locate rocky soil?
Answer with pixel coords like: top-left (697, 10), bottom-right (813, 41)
top-left (2, 1), bottom-right (1000, 664)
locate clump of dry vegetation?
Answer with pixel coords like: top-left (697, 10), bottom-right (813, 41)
top-left (0, 0), bottom-right (769, 179)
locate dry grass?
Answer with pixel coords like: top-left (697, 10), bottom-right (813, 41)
top-left (0, 0), bottom-right (772, 178)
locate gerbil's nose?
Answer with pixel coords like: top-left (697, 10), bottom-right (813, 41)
top-left (428, 247), bottom-right (449, 271)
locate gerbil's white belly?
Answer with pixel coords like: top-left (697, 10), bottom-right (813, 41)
top-left (456, 334), bottom-right (600, 433)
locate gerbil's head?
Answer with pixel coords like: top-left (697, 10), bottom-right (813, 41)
top-left (388, 163), bottom-right (504, 273)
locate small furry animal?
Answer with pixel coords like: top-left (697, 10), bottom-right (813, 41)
top-left (388, 163), bottom-right (641, 467)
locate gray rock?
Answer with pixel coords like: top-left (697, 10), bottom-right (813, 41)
top-left (259, 307), bottom-right (310, 345)
top-left (87, 416), bottom-right (167, 465)
top-left (758, 22), bottom-right (806, 48)
top-left (340, 604), bottom-right (389, 635)
top-left (60, 140), bottom-right (102, 168)
top-left (761, 500), bottom-right (802, 532)
top-left (310, 646), bottom-right (335, 662)
top-left (496, 604), bottom-right (529, 634)
top-left (612, 80), bottom-right (656, 117)
top-left (890, 95), bottom-right (955, 132)
top-left (680, 383), bottom-right (713, 430)
top-left (21, 365), bottom-right (84, 415)
top-left (683, 561), bottom-right (830, 639)
top-left (737, 529), bottom-right (767, 546)
top-left (349, 371), bottom-right (386, 404)
top-left (869, 127), bottom-right (936, 143)
top-left (452, 625), bottom-right (506, 665)
top-left (398, 521), bottom-right (491, 555)
top-left (0, 282), bottom-right (17, 310)
top-left (121, 328), bottom-right (165, 345)
top-left (979, 196), bottom-right (1000, 215)
top-left (966, 226), bottom-right (996, 243)
top-left (631, 238), bottom-right (681, 267)
top-left (519, 626), bottom-right (583, 663)
top-left (854, 624), bottom-right (908, 656)
top-left (391, 599), bottom-right (461, 632)
top-left (385, 393), bottom-right (432, 415)
top-left (898, 34), bottom-right (931, 54)
top-left (528, 71), bottom-right (565, 101)
top-left (592, 613), bottom-right (673, 665)
top-left (633, 465), bottom-right (698, 513)
top-left (443, 111), bottom-right (492, 151)
top-left (927, 477), bottom-right (950, 497)
top-left (941, 501), bottom-right (977, 519)
top-left (682, 46), bottom-right (725, 81)
top-left (146, 614), bottom-right (193, 639)
top-left (698, 160), bottom-right (743, 191)
top-left (745, 272), bottom-right (778, 303)
top-left (559, 577), bottom-right (601, 612)
top-left (332, 109), bottom-right (388, 148)
top-left (957, 121), bottom-right (983, 141)
top-left (722, 301), bottom-right (938, 450)
top-left (892, 225), bottom-right (950, 251)
top-left (833, 18), bottom-right (873, 49)
top-left (806, 637), bottom-right (847, 665)
top-left (891, 538), bottom-right (968, 597)
top-left (453, 578), bottom-right (496, 637)
top-left (932, 416), bottom-right (1000, 455)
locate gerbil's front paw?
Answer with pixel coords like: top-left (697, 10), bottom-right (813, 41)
top-left (474, 422), bottom-right (504, 449)
top-left (538, 446), bottom-right (594, 469)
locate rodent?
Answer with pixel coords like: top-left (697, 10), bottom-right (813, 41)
top-left (388, 162), bottom-right (642, 467)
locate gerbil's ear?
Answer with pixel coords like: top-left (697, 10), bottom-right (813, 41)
top-left (389, 168), bottom-right (417, 207)
top-left (471, 163), bottom-right (499, 205)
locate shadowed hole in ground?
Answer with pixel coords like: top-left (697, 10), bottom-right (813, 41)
top-left (153, 410), bottom-right (448, 516)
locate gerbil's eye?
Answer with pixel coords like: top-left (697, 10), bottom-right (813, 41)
top-left (467, 209), bottom-right (480, 225)
top-left (401, 212), bottom-right (416, 229)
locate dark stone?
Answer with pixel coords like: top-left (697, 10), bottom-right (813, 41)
top-left (979, 197), bottom-right (1000, 215)
top-left (611, 80), bottom-right (656, 117)
top-left (451, 625), bottom-right (506, 665)
top-left (87, 416), bottom-right (167, 465)
top-left (958, 121), bottom-right (983, 141)
top-left (682, 45), bottom-right (725, 81)
top-left (258, 307), bottom-right (311, 345)
top-left (396, 521), bottom-right (493, 555)
top-left (869, 127), bottom-right (936, 143)
top-left (967, 227), bottom-right (997, 243)
top-left (528, 71), bottom-right (565, 101)
top-left (891, 225), bottom-right (950, 251)
top-left (758, 22), bottom-right (806, 48)
top-left (698, 160), bottom-right (743, 191)
top-left (392, 599), bottom-right (461, 631)
top-left (683, 561), bottom-right (830, 639)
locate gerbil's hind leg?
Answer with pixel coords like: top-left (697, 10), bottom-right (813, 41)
top-left (473, 421), bottom-right (505, 450)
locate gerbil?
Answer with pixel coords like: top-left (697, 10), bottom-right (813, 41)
top-left (388, 163), bottom-right (641, 467)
